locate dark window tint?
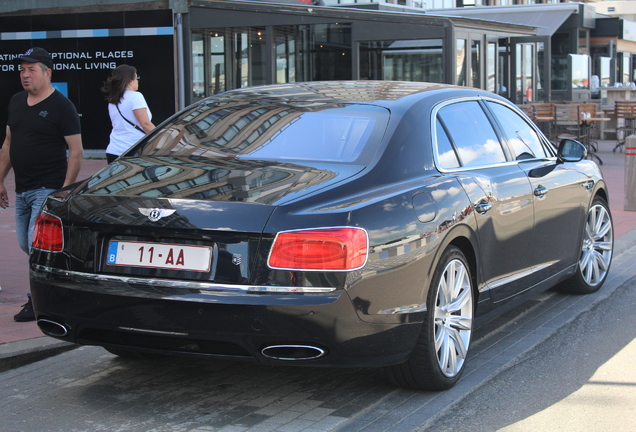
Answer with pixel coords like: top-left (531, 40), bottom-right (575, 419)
top-left (437, 101), bottom-right (506, 167)
top-left (247, 110), bottom-right (380, 162)
top-left (435, 119), bottom-right (460, 169)
top-left (136, 102), bottom-right (389, 164)
top-left (486, 101), bottom-right (547, 160)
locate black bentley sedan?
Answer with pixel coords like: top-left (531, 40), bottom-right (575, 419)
top-left (30, 81), bottom-right (613, 390)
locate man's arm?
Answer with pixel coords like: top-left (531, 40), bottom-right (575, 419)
top-left (63, 133), bottom-right (83, 188)
top-left (0, 126), bottom-right (12, 209)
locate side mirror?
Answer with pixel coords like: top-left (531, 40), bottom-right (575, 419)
top-left (557, 139), bottom-right (587, 163)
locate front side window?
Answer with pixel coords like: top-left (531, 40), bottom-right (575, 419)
top-left (436, 100), bottom-right (506, 168)
top-left (486, 101), bottom-right (548, 160)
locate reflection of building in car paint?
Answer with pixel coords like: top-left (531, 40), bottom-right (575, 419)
top-left (85, 158), bottom-right (337, 205)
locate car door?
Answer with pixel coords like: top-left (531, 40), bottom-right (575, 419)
top-left (435, 99), bottom-right (537, 303)
top-left (484, 100), bottom-right (587, 284)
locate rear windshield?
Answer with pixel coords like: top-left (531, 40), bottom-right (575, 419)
top-left (132, 101), bottom-right (390, 164)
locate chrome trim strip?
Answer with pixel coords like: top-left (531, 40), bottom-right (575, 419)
top-left (31, 265), bottom-right (337, 294)
top-left (483, 268), bottom-right (534, 292)
top-left (481, 262), bottom-right (557, 292)
top-left (378, 303), bottom-right (427, 314)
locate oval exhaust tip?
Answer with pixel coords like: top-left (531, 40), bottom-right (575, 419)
top-left (37, 319), bottom-right (69, 337)
top-left (261, 344), bottom-right (326, 361)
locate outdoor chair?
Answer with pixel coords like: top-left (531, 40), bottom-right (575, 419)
top-left (554, 104), bottom-right (587, 143)
top-left (614, 101), bottom-right (636, 152)
top-left (517, 104), bottom-right (535, 121)
top-left (530, 103), bottom-right (555, 141)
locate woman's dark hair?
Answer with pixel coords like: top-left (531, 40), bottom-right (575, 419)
top-left (101, 64), bottom-right (137, 105)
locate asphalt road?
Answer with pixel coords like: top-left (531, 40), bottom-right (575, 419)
top-left (422, 276), bottom-right (636, 432)
top-left (3, 279), bottom-right (635, 432)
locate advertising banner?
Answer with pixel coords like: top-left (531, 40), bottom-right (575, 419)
top-left (0, 10), bottom-right (175, 150)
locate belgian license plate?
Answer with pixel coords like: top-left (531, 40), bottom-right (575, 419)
top-left (107, 241), bottom-right (212, 272)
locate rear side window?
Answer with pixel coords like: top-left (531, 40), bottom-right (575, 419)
top-left (436, 101), bottom-right (506, 169)
top-left (486, 101), bottom-right (548, 160)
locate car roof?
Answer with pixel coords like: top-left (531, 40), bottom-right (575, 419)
top-left (213, 81), bottom-right (490, 109)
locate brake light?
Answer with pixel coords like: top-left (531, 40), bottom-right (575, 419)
top-left (268, 228), bottom-right (368, 271)
top-left (32, 211), bottom-right (64, 252)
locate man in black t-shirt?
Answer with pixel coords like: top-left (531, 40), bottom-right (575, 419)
top-left (0, 47), bottom-right (84, 322)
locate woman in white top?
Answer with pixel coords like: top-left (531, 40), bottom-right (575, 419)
top-left (102, 64), bottom-right (155, 163)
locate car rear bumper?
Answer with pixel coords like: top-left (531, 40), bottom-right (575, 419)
top-left (30, 265), bottom-right (420, 367)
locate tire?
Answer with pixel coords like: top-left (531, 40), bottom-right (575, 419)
top-left (386, 246), bottom-right (474, 391)
top-left (557, 196), bottom-right (613, 295)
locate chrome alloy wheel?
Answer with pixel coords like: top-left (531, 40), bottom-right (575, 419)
top-left (580, 203), bottom-right (613, 287)
top-left (434, 258), bottom-right (473, 378)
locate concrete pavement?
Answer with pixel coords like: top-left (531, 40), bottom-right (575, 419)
top-left (1, 141), bottom-right (635, 397)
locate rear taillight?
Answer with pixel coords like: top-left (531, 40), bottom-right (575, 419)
top-left (32, 211), bottom-right (64, 252)
top-left (268, 227), bottom-right (368, 271)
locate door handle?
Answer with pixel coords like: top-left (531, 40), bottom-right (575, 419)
top-left (475, 202), bottom-right (492, 215)
top-left (534, 186), bottom-right (549, 197)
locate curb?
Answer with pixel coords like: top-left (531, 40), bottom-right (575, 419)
top-left (0, 336), bottom-right (78, 373)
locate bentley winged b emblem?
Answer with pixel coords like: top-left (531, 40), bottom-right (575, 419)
top-left (139, 208), bottom-right (176, 222)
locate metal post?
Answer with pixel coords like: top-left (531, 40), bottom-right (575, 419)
top-left (176, 13), bottom-right (185, 111)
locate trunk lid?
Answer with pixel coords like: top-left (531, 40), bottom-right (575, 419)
top-left (60, 156), bottom-right (363, 284)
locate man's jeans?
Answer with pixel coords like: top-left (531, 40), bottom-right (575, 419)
top-left (15, 187), bottom-right (56, 255)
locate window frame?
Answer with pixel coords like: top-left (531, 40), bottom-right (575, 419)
top-left (482, 99), bottom-right (553, 161)
top-left (431, 96), bottom-right (556, 173)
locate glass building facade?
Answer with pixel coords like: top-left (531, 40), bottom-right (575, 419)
top-left (1, 0), bottom-right (572, 150)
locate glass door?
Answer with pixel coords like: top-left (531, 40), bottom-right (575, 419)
top-left (210, 31), bottom-right (226, 95)
top-left (275, 26), bottom-right (303, 84)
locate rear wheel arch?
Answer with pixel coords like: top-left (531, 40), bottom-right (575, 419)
top-left (436, 228), bottom-right (480, 305)
top-left (449, 236), bottom-right (478, 296)
top-left (385, 243), bottom-right (476, 390)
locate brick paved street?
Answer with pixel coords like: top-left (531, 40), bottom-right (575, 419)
top-left (1, 233), bottom-right (635, 432)
top-left (0, 158), bottom-right (106, 344)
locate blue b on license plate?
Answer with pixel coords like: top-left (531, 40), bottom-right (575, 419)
top-left (107, 241), bottom-right (212, 272)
